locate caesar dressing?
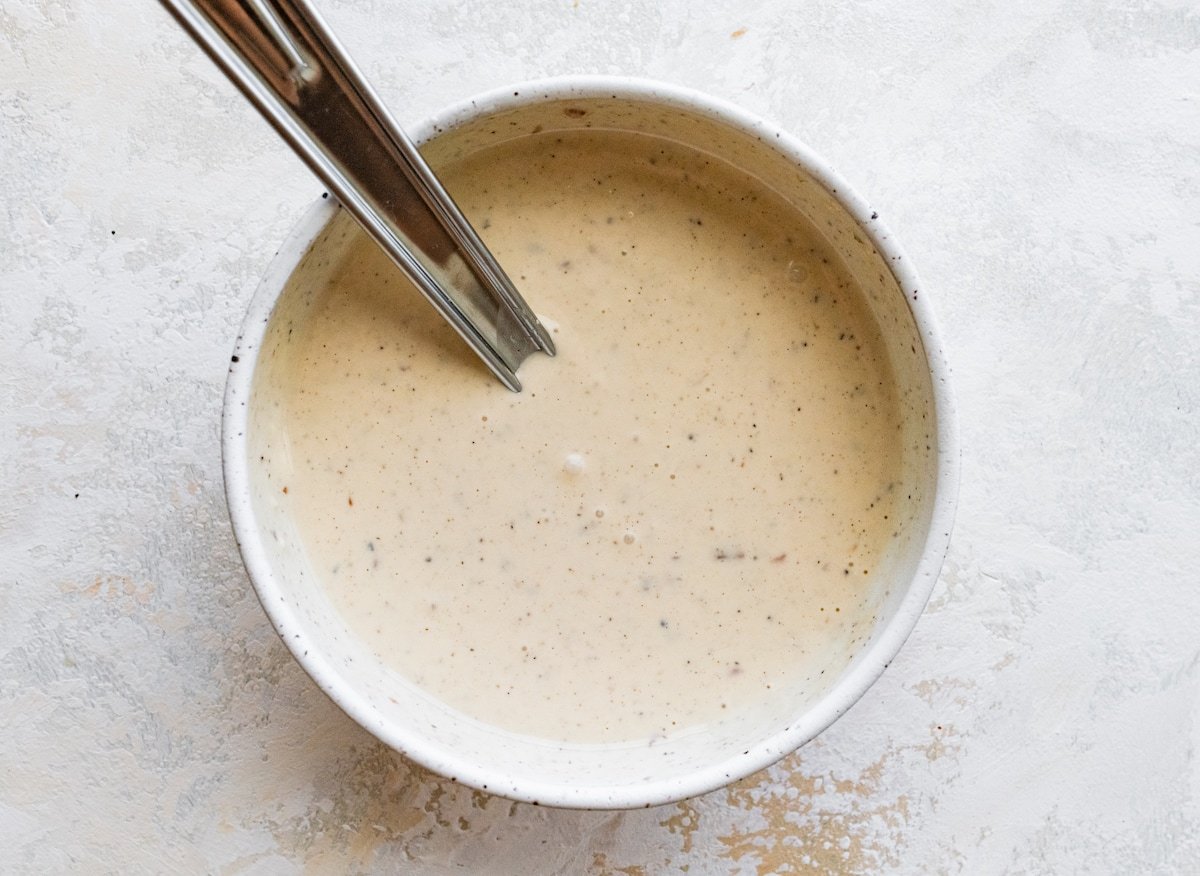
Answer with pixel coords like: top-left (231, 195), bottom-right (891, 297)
top-left (259, 129), bottom-right (905, 743)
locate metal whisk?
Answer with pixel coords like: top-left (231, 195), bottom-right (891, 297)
top-left (160, 0), bottom-right (556, 390)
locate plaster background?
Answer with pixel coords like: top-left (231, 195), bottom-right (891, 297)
top-left (3, 0), bottom-right (1199, 872)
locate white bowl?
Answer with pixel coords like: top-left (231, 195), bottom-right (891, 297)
top-left (222, 76), bottom-right (959, 809)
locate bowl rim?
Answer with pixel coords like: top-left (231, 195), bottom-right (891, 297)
top-left (222, 74), bottom-right (960, 810)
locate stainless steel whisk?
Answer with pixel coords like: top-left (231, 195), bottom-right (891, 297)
top-left (160, 0), bottom-right (556, 390)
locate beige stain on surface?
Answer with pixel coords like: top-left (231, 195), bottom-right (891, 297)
top-left (591, 852), bottom-right (649, 876)
top-left (717, 755), bottom-right (911, 873)
top-left (660, 800), bottom-right (702, 854)
top-left (259, 746), bottom-right (435, 872)
top-left (64, 574), bottom-right (157, 607)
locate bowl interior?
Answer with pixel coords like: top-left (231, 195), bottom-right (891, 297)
top-left (227, 84), bottom-right (948, 808)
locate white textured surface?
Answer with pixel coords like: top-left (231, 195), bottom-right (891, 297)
top-left (2, 0), bottom-right (1198, 872)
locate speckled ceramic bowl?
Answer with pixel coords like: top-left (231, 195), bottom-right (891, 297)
top-left (223, 76), bottom-right (959, 809)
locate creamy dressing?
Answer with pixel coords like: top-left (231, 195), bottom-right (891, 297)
top-left (262, 130), bottom-right (905, 743)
